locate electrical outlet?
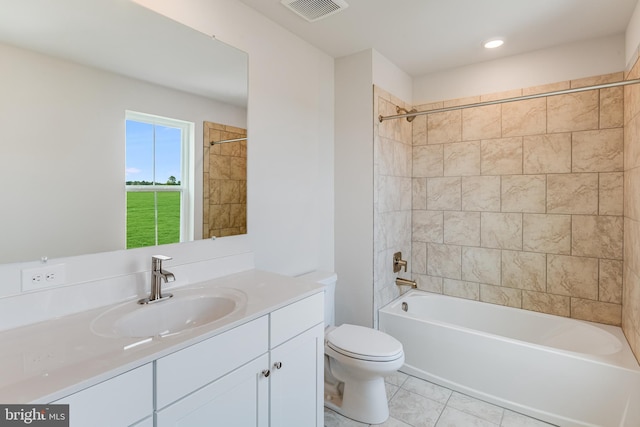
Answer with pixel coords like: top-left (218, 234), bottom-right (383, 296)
top-left (21, 264), bottom-right (66, 291)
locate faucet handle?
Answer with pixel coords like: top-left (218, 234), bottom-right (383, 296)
top-left (152, 255), bottom-right (172, 262)
top-left (393, 252), bottom-right (408, 273)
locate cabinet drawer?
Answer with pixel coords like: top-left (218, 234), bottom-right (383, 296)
top-left (270, 292), bottom-right (324, 348)
top-left (156, 316), bottom-right (269, 408)
top-left (53, 364), bottom-right (152, 427)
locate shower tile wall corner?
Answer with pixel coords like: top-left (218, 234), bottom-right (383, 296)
top-left (373, 86), bottom-right (413, 327)
top-left (624, 58), bottom-right (640, 362)
top-left (410, 72), bottom-right (625, 328)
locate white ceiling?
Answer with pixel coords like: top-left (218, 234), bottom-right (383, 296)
top-left (237, 0), bottom-right (638, 77)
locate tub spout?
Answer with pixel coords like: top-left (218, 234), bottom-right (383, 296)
top-left (396, 277), bottom-right (417, 288)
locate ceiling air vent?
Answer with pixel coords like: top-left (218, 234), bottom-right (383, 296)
top-left (281, 0), bottom-right (348, 22)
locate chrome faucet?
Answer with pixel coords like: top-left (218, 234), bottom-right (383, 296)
top-left (138, 255), bottom-right (175, 304)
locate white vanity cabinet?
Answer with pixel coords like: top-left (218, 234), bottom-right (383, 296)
top-left (156, 291), bottom-right (324, 427)
top-left (269, 293), bottom-right (324, 427)
top-left (53, 363), bottom-right (153, 427)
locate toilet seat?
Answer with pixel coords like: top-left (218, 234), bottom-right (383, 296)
top-left (326, 324), bottom-right (403, 362)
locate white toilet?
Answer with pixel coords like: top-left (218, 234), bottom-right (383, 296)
top-left (300, 271), bottom-right (405, 424)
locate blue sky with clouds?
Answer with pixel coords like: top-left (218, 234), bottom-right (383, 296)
top-left (125, 120), bottom-right (182, 184)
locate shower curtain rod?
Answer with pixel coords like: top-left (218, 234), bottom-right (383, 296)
top-left (210, 137), bottom-right (247, 145)
top-left (378, 78), bottom-right (640, 122)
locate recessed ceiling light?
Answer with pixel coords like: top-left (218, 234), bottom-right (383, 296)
top-left (483, 39), bottom-right (504, 49)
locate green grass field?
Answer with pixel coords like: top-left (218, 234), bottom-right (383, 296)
top-left (127, 192), bottom-right (181, 249)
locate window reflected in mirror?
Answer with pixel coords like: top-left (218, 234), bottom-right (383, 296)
top-left (126, 111), bottom-right (194, 248)
top-left (203, 121), bottom-right (247, 238)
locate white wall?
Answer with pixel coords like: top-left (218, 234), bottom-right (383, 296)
top-left (372, 50), bottom-right (413, 105)
top-left (134, 0), bottom-right (335, 277)
top-left (334, 50), bottom-right (375, 327)
top-left (414, 34), bottom-right (626, 104)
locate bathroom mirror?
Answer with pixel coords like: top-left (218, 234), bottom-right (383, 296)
top-left (0, 0), bottom-right (248, 264)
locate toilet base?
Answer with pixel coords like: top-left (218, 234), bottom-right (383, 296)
top-left (323, 376), bottom-right (389, 424)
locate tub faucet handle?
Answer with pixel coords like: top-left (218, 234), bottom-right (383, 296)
top-left (393, 252), bottom-right (407, 273)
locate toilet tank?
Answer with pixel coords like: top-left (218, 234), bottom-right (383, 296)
top-left (297, 271), bottom-right (337, 327)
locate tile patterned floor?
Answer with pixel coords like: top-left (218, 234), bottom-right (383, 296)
top-left (324, 372), bottom-right (557, 427)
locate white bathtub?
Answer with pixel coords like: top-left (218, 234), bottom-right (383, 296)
top-left (378, 290), bottom-right (640, 427)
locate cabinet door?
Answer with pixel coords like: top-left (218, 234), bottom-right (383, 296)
top-left (156, 354), bottom-right (269, 427)
top-left (269, 323), bottom-right (324, 427)
top-left (53, 364), bottom-right (152, 427)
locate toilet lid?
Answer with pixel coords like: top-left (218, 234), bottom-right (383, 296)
top-left (326, 324), bottom-right (403, 362)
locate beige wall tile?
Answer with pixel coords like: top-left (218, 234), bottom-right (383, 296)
top-left (547, 91), bottom-right (599, 132)
top-left (625, 115), bottom-right (640, 170)
top-left (414, 274), bottom-right (443, 293)
top-left (413, 178), bottom-right (427, 210)
top-left (502, 98), bottom-right (546, 137)
top-left (570, 72), bottom-right (623, 88)
top-left (412, 210), bottom-right (443, 243)
top-left (522, 81), bottom-right (570, 96)
top-left (522, 290), bottom-right (570, 316)
top-left (625, 168), bottom-right (640, 220)
top-left (547, 254), bottom-right (598, 299)
top-left (523, 133), bottom-right (572, 174)
top-left (572, 215), bottom-right (623, 260)
top-left (461, 247), bottom-right (501, 285)
top-left (220, 180), bottom-right (242, 204)
top-left (481, 212), bottom-right (522, 250)
top-left (210, 154), bottom-right (231, 179)
top-left (600, 259), bottom-right (622, 304)
top-left (210, 204), bottom-right (231, 229)
top-left (481, 137), bottom-right (523, 175)
top-left (572, 128), bottom-right (623, 172)
top-left (462, 104), bottom-right (501, 141)
top-left (444, 141), bottom-right (481, 176)
top-left (443, 279), bottom-right (479, 300)
top-left (413, 114), bottom-right (427, 145)
top-left (412, 241), bottom-right (427, 274)
top-left (209, 179), bottom-right (222, 204)
top-left (599, 172), bottom-right (623, 216)
top-left (625, 217), bottom-right (640, 276)
top-left (444, 211), bottom-right (480, 246)
top-left (523, 214), bottom-right (571, 255)
top-left (427, 177), bottom-right (461, 210)
top-left (428, 110), bottom-right (462, 144)
top-left (378, 137), bottom-right (411, 177)
top-left (427, 243), bottom-right (461, 279)
top-left (480, 89), bottom-right (523, 102)
top-left (413, 145), bottom-right (443, 177)
top-left (546, 173), bottom-right (598, 214)
top-left (626, 79), bottom-right (640, 124)
top-left (502, 250), bottom-right (546, 292)
top-left (501, 175), bottom-right (546, 213)
top-left (444, 96), bottom-right (481, 108)
top-left (461, 176), bottom-right (501, 212)
top-left (480, 284), bottom-right (522, 308)
top-left (600, 87), bottom-right (624, 129)
top-left (571, 298), bottom-right (622, 326)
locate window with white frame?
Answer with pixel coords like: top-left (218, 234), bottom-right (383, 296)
top-left (125, 111), bottom-right (194, 249)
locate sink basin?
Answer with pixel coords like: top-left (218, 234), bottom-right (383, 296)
top-left (91, 287), bottom-right (247, 338)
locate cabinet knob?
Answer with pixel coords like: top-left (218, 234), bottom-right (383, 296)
top-left (261, 369), bottom-right (270, 378)
top-left (273, 362), bottom-right (283, 370)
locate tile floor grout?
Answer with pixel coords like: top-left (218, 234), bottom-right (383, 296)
top-left (324, 371), bottom-right (558, 427)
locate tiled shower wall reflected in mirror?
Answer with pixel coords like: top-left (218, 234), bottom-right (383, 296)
top-left (203, 121), bottom-right (247, 239)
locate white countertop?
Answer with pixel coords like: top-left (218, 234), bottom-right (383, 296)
top-left (0, 269), bottom-right (324, 403)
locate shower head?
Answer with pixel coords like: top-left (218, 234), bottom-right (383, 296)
top-left (396, 106), bottom-right (417, 122)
